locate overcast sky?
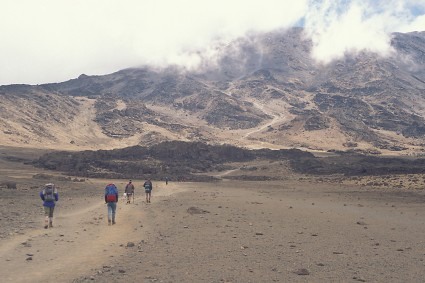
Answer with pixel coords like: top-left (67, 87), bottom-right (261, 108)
top-left (1, 0), bottom-right (424, 85)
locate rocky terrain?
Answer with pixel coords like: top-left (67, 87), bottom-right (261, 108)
top-left (29, 140), bottom-right (425, 182)
top-left (1, 145), bottom-right (425, 283)
top-left (0, 28), bottom-right (424, 154)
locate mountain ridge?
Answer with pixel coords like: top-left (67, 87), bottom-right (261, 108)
top-left (1, 28), bottom-right (425, 154)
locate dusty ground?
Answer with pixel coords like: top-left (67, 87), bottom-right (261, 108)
top-left (1, 147), bottom-right (425, 282)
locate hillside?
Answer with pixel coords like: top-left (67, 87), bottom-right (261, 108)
top-left (1, 28), bottom-right (425, 155)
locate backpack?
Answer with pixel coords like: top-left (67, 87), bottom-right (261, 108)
top-left (43, 184), bottom-right (56, 202)
top-left (105, 184), bottom-right (118, 202)
top-left (144, 181), bottom-right (152, 191)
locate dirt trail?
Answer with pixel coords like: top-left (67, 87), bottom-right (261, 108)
top-left (0, 184), bottom-right (182, 283)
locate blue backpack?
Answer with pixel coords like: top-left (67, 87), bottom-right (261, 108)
top-left (105, 184), bottom-right (118, 202)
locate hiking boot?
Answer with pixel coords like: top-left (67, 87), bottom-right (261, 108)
top-left (44, 225), bottom-right (48, 229)
top-left (112, 221), bottom-right (116, 225)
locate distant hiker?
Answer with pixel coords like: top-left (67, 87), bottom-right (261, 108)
top-left (39, 183), bottom-right (59, 229)
top-left (125, 180), bottom-right (135, 204)
top-left (165, 176), bottom-right (169, 185)
top-left (143, 179), bottom-right (153, 203)
top-left (105, 183), bottom-right (119, 225)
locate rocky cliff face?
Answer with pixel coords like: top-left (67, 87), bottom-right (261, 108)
top-left (1, 28), bottom-right (424, 154)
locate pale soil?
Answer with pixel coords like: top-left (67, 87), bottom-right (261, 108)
top-left (1, 146), bottom-right (425, 282)
top-left (1, 177), bottom-right (425, 282)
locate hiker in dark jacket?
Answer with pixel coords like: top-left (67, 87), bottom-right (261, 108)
top-left (39, 183), bottom-right (59, 229)
top-left (143, 179), bottom-right (153, 203)
top-left (125, 180), bottom-right (135, 204)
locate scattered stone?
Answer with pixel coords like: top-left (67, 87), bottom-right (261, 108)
top-left (26, 257), bottom-right (32, 261)
top-left (187, 207), bottom-right (209, 215)
top-left (333, 251), bottom-right (344, 254)
top-left (356, 221), bottom-right (367, 226)
top-left (255, 232), bottom-right (264, 236)
top-left (126, 242), bottom-right (135, 247)
top-left (118, 269), bottom-right (126, 273)
top-left (293, 268), bottom-right (309, 275)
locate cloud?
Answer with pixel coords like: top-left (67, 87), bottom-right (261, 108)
top-left (303, 0), bottom-right (425, 64)
top-left (0, 0), bottom-right (308, 85)
top-left (0, 0), bottom-right (424, 85)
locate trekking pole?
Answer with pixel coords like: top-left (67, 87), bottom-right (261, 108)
top-left (133, 192), bottom-right (135, 204)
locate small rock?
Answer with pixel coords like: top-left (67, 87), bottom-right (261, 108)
top-left (26, 257), bottom-right (32, 261)
top-left (255, 232), bottom-right (264, 236)
top-left (294, 268), bottom-right (309, 275)
top-left (127, 242), bottom-right (135, 247)
top-left (118, 269), bottom-right (126, 273)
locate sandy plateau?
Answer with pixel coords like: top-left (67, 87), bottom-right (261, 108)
top-left (0, 146), bottom-right (425, 283)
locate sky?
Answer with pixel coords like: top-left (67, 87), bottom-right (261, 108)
top-left (0, 0), bottom-right (424, 85)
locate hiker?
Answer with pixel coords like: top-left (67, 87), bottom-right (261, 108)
top-left (165, 176), bottom-right (169, 185)
top-left (39, 183), bottom-right (59, 229)
top-left (125, 180), bottom-right (135, 204)
top-left (104, 183), bottom-right (119, 225)
top-left (143, 178), bottom-right (153, 203)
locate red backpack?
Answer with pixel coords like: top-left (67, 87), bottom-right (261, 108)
top-left (105, 184), bottom-right (118, 202)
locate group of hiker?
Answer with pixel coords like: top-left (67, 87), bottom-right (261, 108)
top-left (39, 178), bottom-right (154, 228)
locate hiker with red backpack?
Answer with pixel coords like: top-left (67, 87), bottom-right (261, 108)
top-left (104, 183), bottom-right (119, 225)
top-left (39, 183), bottom-right (59, 229)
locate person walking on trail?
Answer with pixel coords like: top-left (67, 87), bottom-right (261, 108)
top-left (143, 178), bottom-right (153, 203)
top-left (125, 180), bottom-right (135, 204)
top-left (165, 176), bottom-right (169, 185)
top-left (39, 183), bottom-right (59, 229)
top-left (105, 183), bottom-right (119, 225)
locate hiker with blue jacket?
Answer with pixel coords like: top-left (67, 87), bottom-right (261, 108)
top-left (105, 183), bottom-right (119, 225)
top-left (39, 183), bottom-right (59, 229)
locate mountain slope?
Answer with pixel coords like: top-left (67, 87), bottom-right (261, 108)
top-left (1, 28), bottom-right (425, 154)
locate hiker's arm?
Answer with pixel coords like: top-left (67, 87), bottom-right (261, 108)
top-left (39, 191), bottom-right (44, 201)
top-left (55, 193), bottom-right (59, 201)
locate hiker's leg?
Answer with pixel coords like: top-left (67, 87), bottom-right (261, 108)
top-left (49, 207), bottom-right (54, 227)
top-left (111, 202), bottom-right (117, 224)
top-left (44, 207), bottom-right (49, 228)
top-left (107, 203), bottom-right (112, 225)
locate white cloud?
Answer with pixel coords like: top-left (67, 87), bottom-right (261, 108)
top-left (303, 0), bottom-right (422, 64)
top-left (0, 0), bottom-right (308, 85)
